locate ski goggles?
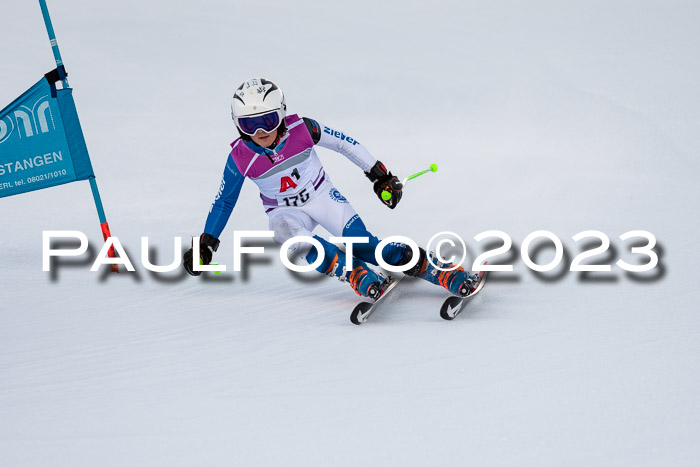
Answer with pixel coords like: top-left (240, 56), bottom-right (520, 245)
top-left (236, 111), bottom-right (281, 136)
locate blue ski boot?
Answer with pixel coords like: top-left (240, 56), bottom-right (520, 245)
top-left (400, 247), bottom-right (478, 297)
top-left (341, 262), bottom-right (386, 300)
top-left (308, 238), bottom-right (387, 300)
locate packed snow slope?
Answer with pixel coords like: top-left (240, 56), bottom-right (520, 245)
top-left (1, 1), bottom-right (699, 466)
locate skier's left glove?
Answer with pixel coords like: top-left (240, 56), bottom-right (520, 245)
top-left (183, 233), bottom-right (220, 276)
top-left (366, 160), bottom-right (403, 209)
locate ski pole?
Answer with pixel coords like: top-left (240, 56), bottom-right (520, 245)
top-left (381, 163), bottom-right (438, 201)
top-left (200, 259), bottom-right (223, 274)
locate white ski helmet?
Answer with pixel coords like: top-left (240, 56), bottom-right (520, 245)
top-left (231, 78), bottom-right (286, 136)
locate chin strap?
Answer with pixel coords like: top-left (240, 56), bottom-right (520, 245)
top-left (270, 130), bottom-right (284, 149)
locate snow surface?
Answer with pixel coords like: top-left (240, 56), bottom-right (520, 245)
top-left (1, 1), bottom-right (699, 465)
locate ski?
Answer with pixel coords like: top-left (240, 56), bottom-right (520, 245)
top-left (439, 267), bottom-right (489, 321)
top-left (350, 276), bottom-right (403, 325)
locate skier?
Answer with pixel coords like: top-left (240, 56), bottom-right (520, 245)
top-left (183, 78), bottom-right (476, 299)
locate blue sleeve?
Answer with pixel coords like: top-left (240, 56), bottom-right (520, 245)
top-left (203, 156), bottom-right (245, 238)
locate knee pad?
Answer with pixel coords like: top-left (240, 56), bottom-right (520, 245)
top-left (271, 215), bottom-right (306, 243)
top-left (400, 247), bottom-right (428, 277)
top-left (270, 215), bottom-right (313, 256)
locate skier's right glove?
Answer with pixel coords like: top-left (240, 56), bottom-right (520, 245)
top-left (183, 233), bottom-right (220, 276)
top-left (365, 160), bottom-right (403, 209)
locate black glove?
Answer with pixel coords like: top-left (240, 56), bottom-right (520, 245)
top-left (366, 160), bottom-right (403, 209)
top-left (183, 233), bottom-right (220, 276)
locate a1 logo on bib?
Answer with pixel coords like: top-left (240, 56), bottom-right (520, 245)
top-left (280, 176), bottom-right (298, 193)
top-left (280, 168), bottom-right (301, 193)
top-left (329, 188), bottom-right (348, 203)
